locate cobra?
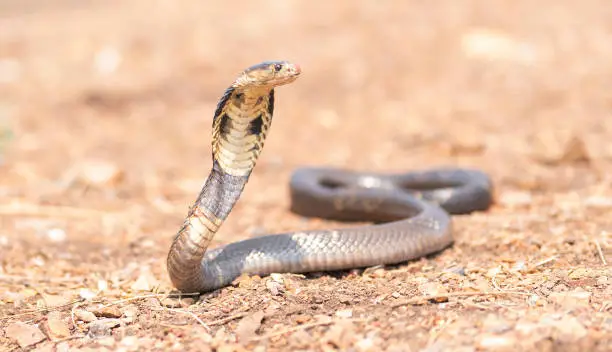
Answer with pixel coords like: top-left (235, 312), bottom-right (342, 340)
top-left (166, 61), bottom-right (493, 293)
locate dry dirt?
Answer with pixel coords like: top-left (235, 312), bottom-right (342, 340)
top-left (0, 1), bottom-right (611, 351)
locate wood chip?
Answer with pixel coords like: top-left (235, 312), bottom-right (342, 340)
top-left (92, 305), bottom-right (123, 318)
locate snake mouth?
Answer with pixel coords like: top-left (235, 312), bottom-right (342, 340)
top-left (274, 73), bottom-right (300, 86)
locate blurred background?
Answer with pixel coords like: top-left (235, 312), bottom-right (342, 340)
top-left (2, 1), bottom-right (611, 196)
top-left (0, 1), bottom-right (610, 351)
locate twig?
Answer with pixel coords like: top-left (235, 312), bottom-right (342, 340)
top-left (534, 255), bottom-right (558, 267)
top-left (156, 308), bottom-right (211, 332)
top-left (97, 291), bottom-right (200, 309)
top-left (250, 318), bottom-right (367, 342)
top-left (0, 274), bottom-right (84, 283)
top-left (490, 267), bottom-right (502, 291)
top-left (52, 334), bottom-right (87, 344)
top-left (3, 291), bottom-right (199, 322)
top-left (0, 298), bottom-right (86, 321)
top-left (594, 239), bottom-right (607, 265)
top-left (208, 312), bottom-right (249, 326)
top-left (159, 322), bottom-right (191, 328)
top-left (390, 290), bottom-right (531, 308)
top-left (98, 293), bottom-right (171, 308)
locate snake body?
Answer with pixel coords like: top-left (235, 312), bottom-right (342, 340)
top-left (167, 61), bottom-right (493, 293)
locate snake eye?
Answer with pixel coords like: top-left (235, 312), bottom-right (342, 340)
top-left (273, 63), bottom-right (283, 72)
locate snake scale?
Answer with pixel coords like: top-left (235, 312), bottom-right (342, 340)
top-left (167, 61), bottom-right (494, 293)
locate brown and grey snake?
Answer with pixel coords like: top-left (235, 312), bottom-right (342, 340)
top-left (166, 61), bottom-right (493, 293)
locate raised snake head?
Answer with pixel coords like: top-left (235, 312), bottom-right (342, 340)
top-left (233, 60), bottom-right (301, 89)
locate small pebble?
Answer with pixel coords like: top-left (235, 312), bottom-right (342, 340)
top-left (122, 306), bottom-right (139, 323)
top-left (266, 280), bottom-right (283, 296)
top-left (355, 337), bottom-right (376, 352)
top-left (335, 309), bottom-right (353, 318)
top-left (94, 46), bottom-right (122, 75)
top-left (337, 294), bottom-right (352, 304)
top-left (529, 132), bottom-right (590, 166)
top-left (476, 334), bottom-right (515, 350)
top-left (87, 319), bottom-right (121, 338)
top-left (314, 109), bottom-right (340, 129)
top-left (443, 266), bottom-right (466, 276)
top-left (461, 27), bottom-right (538, 64)
top-left (161, 298), bottom-right (182, 308)
top-left (584, 196), bottom-right (612, 209)
top-left (74, 309), bottom-right (97, 323)
top-left (419, 282), bottom-right (449, 302)
top-left (46, 228), bottom-right (67, 242)
top-left (550, 316), bottom-right (588, 343)
top-left (130, 269), bottom-right (159, 291)
top-left (511, 261), bottom-right (527, 271)
top-left (92, 305), bottom-right (123, 318)
top-left (499, 191), bottom-right (532, 207)
top-left (596, 276), bottom-right (608, 285)
top-left (482, 314), bottom-right (512, 333)
top-left (78, 288), bottom-right (97, 300)
top-left (270, 273), bottom-right (284, 283)
top-left (0, 58), bottom-right (21, 83)
top-left (73, 159), bottom-right (124, 187)
top-left (95, 336), bottom-right (116, 347)
top-left (289, 329), bottom-right (313, 348)
top-left (548, 288), bottom-right (591, 309)
top-left (294, 314), bottom-right (312, 324)
top-left (120, 335), bottom-right (139, 348)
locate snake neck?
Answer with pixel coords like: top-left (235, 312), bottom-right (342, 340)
top-left (167, 86), bottom-right (275, 292)
top-left (212, 86), bottom-right (275, 177)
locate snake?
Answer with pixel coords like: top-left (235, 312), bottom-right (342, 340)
top-left (166, 61), bottom-right (493, 293)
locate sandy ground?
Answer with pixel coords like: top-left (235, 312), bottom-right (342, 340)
top-left (0, 1), bottom-right (611, 351)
